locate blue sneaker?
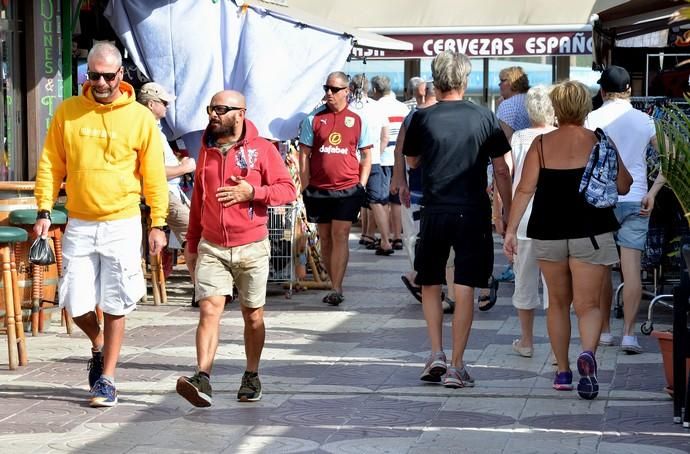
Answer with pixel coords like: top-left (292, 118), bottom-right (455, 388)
top-left (90, 377), bottom-right (118, 407)
top-left (576, 351), bottom-right (599, 400)
top-left (87, 350), bottom-right (103, 389)
top-left (553, 370), bottom-right (574, 391)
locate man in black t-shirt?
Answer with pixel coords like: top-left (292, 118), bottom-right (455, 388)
top-left (403, 50), bottom-right (512, 389)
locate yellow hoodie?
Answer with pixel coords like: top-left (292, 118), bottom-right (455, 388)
top-left (35, 81), bottom-right (168, 226)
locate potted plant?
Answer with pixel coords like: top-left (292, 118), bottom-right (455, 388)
top-left (653, 98), bottom-right (690, 394)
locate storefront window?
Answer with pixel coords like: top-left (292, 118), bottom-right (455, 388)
top-left (420, 57), bottom-right (485, 105)
top-left (343, 59), bottom-right (406, 97)
top-left (569, 55), bottom-right (599, 92)
top-left (0, 3), bottom-right (20, 180)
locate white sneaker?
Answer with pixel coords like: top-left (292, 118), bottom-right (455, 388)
top-left (620, 335), bottom-right (643, 354)
top-left (599, 332), bottom-right (614, 346)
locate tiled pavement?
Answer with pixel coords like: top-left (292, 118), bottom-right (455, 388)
top-left (1, 233), bottom-right (689, 453)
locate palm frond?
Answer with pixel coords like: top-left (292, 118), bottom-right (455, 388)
top-left (655, 100), bottom-right (690, 219)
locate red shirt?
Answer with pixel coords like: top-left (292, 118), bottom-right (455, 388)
top-left (299, 105), bottom-right (372, 190)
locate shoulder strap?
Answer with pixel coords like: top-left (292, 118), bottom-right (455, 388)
top-left (537, 134), bottom-right (545, 168)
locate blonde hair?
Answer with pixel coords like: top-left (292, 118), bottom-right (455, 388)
top-left (549, 80), bottom-right (592, 125)
top-left (604, 89), bottom-right (631, 101)
top-left (499, 66), bottom-right (529, 93)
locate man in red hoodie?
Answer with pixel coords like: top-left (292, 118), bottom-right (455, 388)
top-left (176, 90), bottom-right (296, 406)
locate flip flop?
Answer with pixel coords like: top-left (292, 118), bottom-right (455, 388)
top-left (401, 275), bottom-right (422, 303)
top-left (375, 247), bottom-right (394, 256)
top-left (478, 276), bottom-right (499, 312)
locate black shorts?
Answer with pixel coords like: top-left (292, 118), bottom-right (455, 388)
top-left (414, 207), bottom-right (493, 288)
top-left (303, 184), bottom-right (365, 223)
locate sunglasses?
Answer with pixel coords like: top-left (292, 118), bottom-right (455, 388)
top-left (86, 69), bottom-right (121, 82)
top-left (323, 85), bottom-right (348, 94)
top-left (156, 99), bottom-right (169, 107)
top-left (206, 105), bottom-right (245, 115)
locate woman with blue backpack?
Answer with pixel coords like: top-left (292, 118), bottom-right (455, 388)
top-left (503, 80), bottom-right (632, 400)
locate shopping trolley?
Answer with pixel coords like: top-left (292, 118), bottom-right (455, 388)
top-left (267, 204), bottom-right (298, 298)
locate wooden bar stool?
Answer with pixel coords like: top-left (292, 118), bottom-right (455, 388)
top-left (0, 226), bottom-right (28, 369)
top-left (140, 204), bottom-right (167, 305)
top-left (9, 209), bottom-right (70, 336)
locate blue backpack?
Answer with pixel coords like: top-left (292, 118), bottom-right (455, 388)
top-left (579, 128), bottom-right (619, 208)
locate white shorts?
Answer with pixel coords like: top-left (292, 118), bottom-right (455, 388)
top-left (512, 239), bottom-right (549, 310)
top-left (59, 216), bottom-right (145, 317)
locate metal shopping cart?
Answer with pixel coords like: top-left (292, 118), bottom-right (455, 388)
top-left (267, 204), bottom-right (298, 298)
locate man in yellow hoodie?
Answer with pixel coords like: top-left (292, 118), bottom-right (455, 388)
top-left (33, 42), bottom-right (168, 408)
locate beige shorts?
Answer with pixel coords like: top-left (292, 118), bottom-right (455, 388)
top-left (167, 190), bottom-right (189, 243)
top-left (533, 232), bottom-right (619, 266)
top-left (195, 238), bottom-right (270, 308)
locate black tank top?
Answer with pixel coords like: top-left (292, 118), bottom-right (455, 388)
top-left (526, 135), bottom-right (619, 240)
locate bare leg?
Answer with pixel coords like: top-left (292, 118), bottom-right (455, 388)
top-left (539, 259), bottom-right (573, 373)
top-left (450, 285), bottom-right (474, 367)
top-left (101, 313), bottom-right (125, 377)
top-left (328, 220), bottom-right (353, 293)
top-left (241, 305), bottom-right (265, 372)
top-left (370, 203), bottom-right (392, 249)
top-left (195, 296), bottom-right (226, 374)
top-left (445, 267), bottom-right (455, 302)
top-left (569, 258), bottom-right (607, 353)
top-left (390, 203), bottom-right (402, 241)
top-left (71, 311), bottom-right (104, 350)
top-left (517, 309), bottom-right (535, 348)
top-left (365, 210), bottom-right (378, 239)
top-left (360, 208), bottom-right (369, 239)
top-left (620, 247), bottom-right (642, 337)
top-left (599, 266), bottom-right (613, 335)
top-left (317, 223), bottom-right (333, 284)
top-left (421, 285), bottom-right (444, 352)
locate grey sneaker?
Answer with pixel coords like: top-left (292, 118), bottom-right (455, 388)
top-left (176, 373), bottom-right (213, 407)
top-left (237, 371), bottom-right (262, 402)
top-left (420, 351), bottom-right (447, 382)
top-left (443, 366), bottom-right (475, 388)
top-left (620, 335), bottom-right (643, 354)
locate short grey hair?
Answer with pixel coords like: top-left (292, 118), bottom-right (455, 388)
top-left (407, 76), bottom-right (425, 95)
top-left (349, 74), bottom-right (369, 102)
top-left (431, 51), bottom-right (471, 92)
top-left (87, 42), bottom-right (122, 68)
top-left (371, 75), bottom-right (391, 95)
top-left (525, 85), bottom-right (555, 126)
top-left (327, 71), bottom-right (348, 86)
top-left (425, 82), bottom-right (436, 98)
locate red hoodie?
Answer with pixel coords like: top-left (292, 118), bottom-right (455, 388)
top-left (186, 120), bottom-right (296, 252)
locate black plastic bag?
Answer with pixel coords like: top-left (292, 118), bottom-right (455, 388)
top-left (29, 237), bottom-right (56, 265)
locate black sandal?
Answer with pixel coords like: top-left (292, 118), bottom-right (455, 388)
top-left (359, 234), bottom-right (376, 246)
top-left (324, 292), bottom-right (345, 306)
top-left (375, 247), bottom-right (394, 256)
top-left (365, 239), bottom-right (381, 250)
top-left (392, 239), bottom-right (403, 250)
top-left (478, 276), bottom-right (499, 311)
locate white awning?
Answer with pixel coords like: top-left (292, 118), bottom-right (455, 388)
top-left (237, 0), bottom-right (412, 51)
top-left (285, 0), bottom-right (628, 33)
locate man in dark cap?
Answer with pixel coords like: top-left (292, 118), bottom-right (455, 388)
top-left (585, 65), bottom-right (666, 355)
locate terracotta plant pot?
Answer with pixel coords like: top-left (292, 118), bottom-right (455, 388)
top-left (652, 330), bottom-right (690, 395)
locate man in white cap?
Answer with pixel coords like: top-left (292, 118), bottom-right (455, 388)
top-left (138, 82), bottom-right (196, 282)
top-left (585, 65), bottom-right (666, 354)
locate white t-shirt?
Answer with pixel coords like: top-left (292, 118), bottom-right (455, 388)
top-left (348, 97), bottom-right (389, 165)
top-left (511, 126), bottom-right (556, 240)
top-left (159, 125), bottom-right (183, 196)
top-left (377, 93), bottom-right (411, 166)
top-left (584, 99), bottom-right (656, 203)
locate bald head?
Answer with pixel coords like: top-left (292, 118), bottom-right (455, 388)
top-left (210, 90), bottom-right (246, 109)
top-left (87, 42), bottom-right (122, 68)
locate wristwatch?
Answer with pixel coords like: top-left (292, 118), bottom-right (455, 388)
top-left (36, 210), bottom-right (51, 221)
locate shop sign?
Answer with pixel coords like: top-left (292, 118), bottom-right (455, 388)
top-left (353, 31), bottom-right (593, 59)
top-left (35, 0), bottom-right (62, 143)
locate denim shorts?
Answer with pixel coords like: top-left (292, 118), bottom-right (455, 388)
top-left (614, 202), bottom-right (650, 251)
top-left (366, 164), bottom-right (390, 205)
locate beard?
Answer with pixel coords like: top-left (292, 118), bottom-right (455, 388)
top-left (208, 120), bottom-right (236, 139)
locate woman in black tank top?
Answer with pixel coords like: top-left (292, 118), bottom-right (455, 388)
top-left (502, 81), bottom-right (632, 400)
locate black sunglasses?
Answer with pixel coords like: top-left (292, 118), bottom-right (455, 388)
top-left (323, 85), bottom-right (348, 94)
top-left (157, 99), bottom-right (169, 107)
top-left (206, 105), bottom-right (245, 115)
top-left (87, 69), bottom-right (121, 82)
